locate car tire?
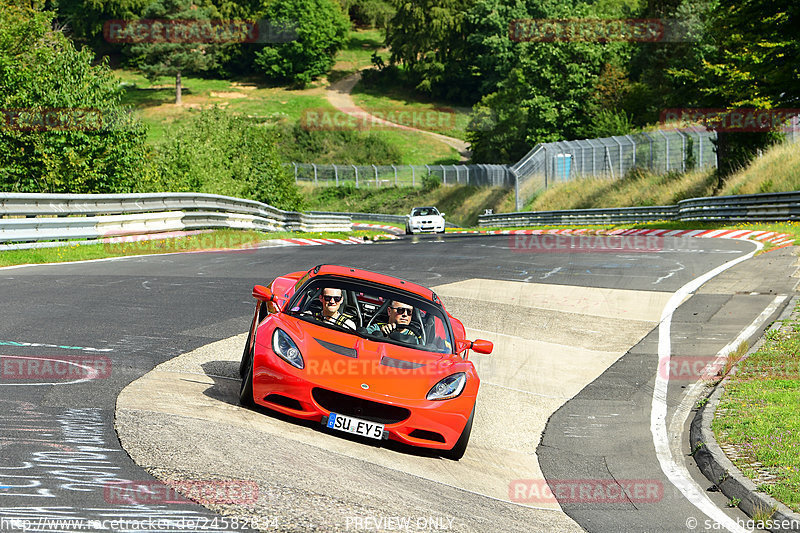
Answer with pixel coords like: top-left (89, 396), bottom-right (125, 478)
top-left (443, 405), bottom-right (474, 460)
top-left (405, 225), bottom-right (412, 235)
top-left (239, 328), bottom-right (253, 378)
top-left (239, 353), bottom-right (255, 407)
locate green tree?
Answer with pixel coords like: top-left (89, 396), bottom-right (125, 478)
top-left (467, 37), bottom-right (622, 163)
top-left (254, 0), bottom-right (349, 87)
top-left (152, 108), bottom-right (303, 210)
top-left (0, 2), bottom-right (149, 193)
top-left (657, 0), bottom-right (794, 181)
top-left (127, 0), bottom-right (222, 104)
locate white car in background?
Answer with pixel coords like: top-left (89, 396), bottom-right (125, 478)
top-left (406, 206), bottom-right (446, 234)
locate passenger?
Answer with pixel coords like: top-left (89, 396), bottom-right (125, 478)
top-left (313, 288), bottom-right (356, 330)
top-left (366, 301), bottom-right (420, 344)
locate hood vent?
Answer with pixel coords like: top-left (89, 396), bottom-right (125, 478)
top-left (314, 338), bottom-right (357, 358)
top-left (380, 356), bottom-right (425, 369)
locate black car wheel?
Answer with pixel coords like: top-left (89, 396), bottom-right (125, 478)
top-left (239, 347), bottom-right (255, 407)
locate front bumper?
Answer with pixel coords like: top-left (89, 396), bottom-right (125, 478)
top-left (251, 347), bottom-right (473, 450)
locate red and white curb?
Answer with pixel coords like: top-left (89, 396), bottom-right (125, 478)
top-left (449, 228), bottom-right (795, 246)
top-left (353, 223), bottom-right (405, 236)
top-left (259, 234), bottom-right (399, 248)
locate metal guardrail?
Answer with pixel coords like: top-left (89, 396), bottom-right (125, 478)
top-left (478, 190), bottom-right (800, 227)
top-left (0, 193), bottom-right (351, 245)
top-left (309, 211), bottom-right (407, 225)
top-left (479, 206), bottom-right (678, 227)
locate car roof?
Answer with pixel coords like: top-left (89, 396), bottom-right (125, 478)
top-left (308, 265), bottom-right (439, 303)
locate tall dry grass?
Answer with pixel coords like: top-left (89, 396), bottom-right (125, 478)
top-left (720, 142), bottom-right (800, 196)
top-left (526, 167), bottom-right (717, 211)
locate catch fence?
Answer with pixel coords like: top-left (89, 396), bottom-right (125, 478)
top-left (291, 163), bottom-right (512, 188)
top-left (510, 129), bottom-right (719, 210)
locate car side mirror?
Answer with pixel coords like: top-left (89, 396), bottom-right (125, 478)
top-left (471, 339), bottom-right (493, 354)
top-left (440, 213), bottom-right (446, 217)
top-left (455, 339), bottom-right (493, 355)
top-left (253, 285), bottom-right (282, 312)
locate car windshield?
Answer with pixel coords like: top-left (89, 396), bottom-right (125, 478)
top-left (285, 276), bottom-right (454, 354)
top-left (412, 207), bottom-right (438, 217)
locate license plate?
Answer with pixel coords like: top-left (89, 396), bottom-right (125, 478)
top-left (325, 412), bottom-right (385, 440)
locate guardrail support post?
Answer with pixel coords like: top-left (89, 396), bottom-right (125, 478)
top-left (333, 164), bottom-right (339, 186)
top-left (391, 165), bottom-right (397, 186)
top-left (312, 164), bottom-right (317, 185)
top-left (293, 162), bottom-right (298, 183)
top-left (353, 165), bottom-right (358, 187)
top-left (373, 164), bottom-right (378, 187)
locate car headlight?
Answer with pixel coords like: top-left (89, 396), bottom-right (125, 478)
top-left (272, 328), bottom-right (304, 369)
top-left (426, 373), bottom-right (466, 400)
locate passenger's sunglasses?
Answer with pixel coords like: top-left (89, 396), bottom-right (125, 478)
top-left (321, 295), bottom-right (342, 303)
top-left (390, 306), bottom-right (413, 316)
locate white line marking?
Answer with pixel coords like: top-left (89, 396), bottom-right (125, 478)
top-left (667, 294), bottom-right (788, 499)
top-left (652, 239), bottom-right (763, 532)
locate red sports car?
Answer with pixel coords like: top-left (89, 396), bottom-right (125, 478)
top-left (239, 264), bottom-right (493, 459)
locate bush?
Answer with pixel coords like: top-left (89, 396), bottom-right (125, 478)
top-left (422, 173), bottom-right (441, 191)
top-left (0, 4), bottom-right (149, 193)
top-left (151, 108), bottom-right (304, 211)
top-left (275, 123), bottom-right (402, 164)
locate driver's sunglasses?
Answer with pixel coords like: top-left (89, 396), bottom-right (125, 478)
top-left (321, 295), bottom-right (342, 303)
top-left (390, 306), bottom-right (413, 316)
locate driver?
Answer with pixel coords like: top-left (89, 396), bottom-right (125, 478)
top-left (311, 288), bottom-right (357, 330)
top-left (366, 301), bottom-right (421, 344)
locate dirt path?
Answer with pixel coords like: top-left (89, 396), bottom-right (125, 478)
top-left (326, 71), bottom-right (471, 161)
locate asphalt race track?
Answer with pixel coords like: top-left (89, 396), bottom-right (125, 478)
top-left (0, 233), bottom-right (797, 533)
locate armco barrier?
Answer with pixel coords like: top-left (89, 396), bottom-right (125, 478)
top-left (479, 191), bottom-right (800, 227)
top-left (309, 211), bottom-right (408, 225)
top-left (0, 193), bottom-right (351, 245)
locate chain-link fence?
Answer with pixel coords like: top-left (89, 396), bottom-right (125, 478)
top-left (290, 163), bottom-right (513, 188)
top-left (510, 128), bottom-right (719, 210)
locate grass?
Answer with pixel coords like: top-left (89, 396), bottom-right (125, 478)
top-left (521, 139), bottom-right (800, 213)
top-left (117, 69), bottom-right (335, 143)
top-left (329, 28), bottom-right (387, 82)
top-left (113, 28), bottom-right (459, 163)
top-left (720, 142), bottom-right (800, 196)
top-left (713, 300), bottom-right (800, 512)
top-left (524, 167), bottom-right (718, 211)
top-left (350, 79), bottom-right (472, 140)
top-left (0, 229), bottom-right (386, 267)
top-left (363, 129), bottom-right (459, 165)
